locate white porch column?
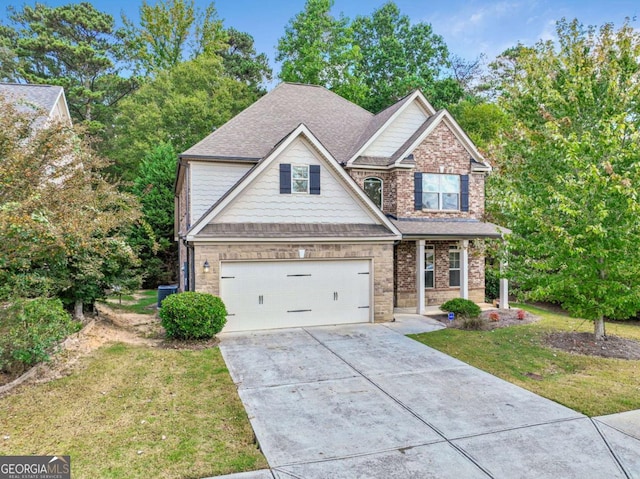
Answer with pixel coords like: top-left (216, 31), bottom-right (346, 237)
top-left (499, 259), bottom-right (509, 309)
top-left (416, 239), bottom-right (425, 314)
top-left (460, 240), bottom-right (469, 300)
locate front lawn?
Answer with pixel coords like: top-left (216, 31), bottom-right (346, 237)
top-left (0, 344), bottom-right (267, 478)
top-left (103, 289), bottom-right (159, 315)
top-left (411, 305), bottom-right (640, 417)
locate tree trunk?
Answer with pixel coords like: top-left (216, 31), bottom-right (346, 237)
top-left (594, 316), bottom-right (606, 341)
top-left (74, 299), bottom-right (85, 321)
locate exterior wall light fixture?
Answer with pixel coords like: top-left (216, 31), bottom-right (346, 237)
top-left (203, 259), bottom-right (210, 273)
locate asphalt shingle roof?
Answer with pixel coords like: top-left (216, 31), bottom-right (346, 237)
top-left (0, 83), bottom-right (63, 116)
top-left (182, 83), bottom-right (374, 163)
top-left (390, 217), bottom-right (510, 238)
top-left (198, 223), bottom-right (396, 238)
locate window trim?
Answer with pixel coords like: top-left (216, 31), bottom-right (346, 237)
top-left (449, 245), bottom-right (461, 288)
top-left (291, 164), bottom-right (309, 194)
top-left (422, 173), bottom-right (460, 211)
top-left (363, 177), bottom-right (383, 209)
top-left (425, 244), bottom-right (435, 289)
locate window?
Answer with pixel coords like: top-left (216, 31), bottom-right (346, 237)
top-left (363, 177), bottom-right (383, 209)
top-left (292, 165), bottom-right (309, 193)
top-left (449, 246), bottom-right (461, 287)
top-left (425, 245), bottom-right (434, 288)
top-left (422, 174), bottom-right (460, 210)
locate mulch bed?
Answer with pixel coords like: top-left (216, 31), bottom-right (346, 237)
top-left (429, 308), bottom-right (540, 330)
top-left (545, 332), bottom-right (640, 360)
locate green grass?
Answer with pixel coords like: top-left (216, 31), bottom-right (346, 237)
top-left (103, 290), bottom-right (159, 315)
top-left (411, 305), bottom-right (640, 417)
top-left (0, 344), bottom-right (267, 478)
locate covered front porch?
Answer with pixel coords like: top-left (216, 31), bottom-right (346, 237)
top-left (390, 217), bottom-right (509, 314)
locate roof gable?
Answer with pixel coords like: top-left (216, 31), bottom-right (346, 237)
top-left (347, 91), bottom-right (436, 165)
top-left (187, 124), bottom-right (401, 240)
top-left (391, 110), bottom-right (490, 170)
top-left (0, 83), bottom-right (71, 125)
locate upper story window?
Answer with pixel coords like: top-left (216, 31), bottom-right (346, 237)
top-left (363, 177), bottom-right (383, 209)
top-left (292, 165), bottom-right (309, 193)
top-left (280, 164), bottom-right (321, 195)
top-left (423, 174), bottom-right (459, 210)
top-left (413, 172), bottom-right (469, 212)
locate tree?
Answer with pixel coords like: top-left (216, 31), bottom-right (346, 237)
top-left (351, 2), bottom-right (461, 111)
top-left (276, 0), bottom-right (462, 112)
top-left (449, 98), bottom-right (511, 150)
top-left (0, 95), bottom-right (141, 317)
top-left (221, 27), bottom-right (272, 93)
top-left (490, 19), bottom-right (640, 340)
top-left (5, 2), bottom-right (136, 134)
top-left (276, 0), bottom-right (366, 104)
top-left (122, 0), bottom-right (226, 75)
top-left (130, 143), bottom-right (178, 286)
top-left (107, 54), bottom-right (258, 179)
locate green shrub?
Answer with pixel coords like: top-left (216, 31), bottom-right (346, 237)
top-left (461, 316), bottom-right (485, 330)
top-left (440, 298), bottom-right (481, 319)
top-left (0, 298), bottom-right (81, 374)
top-left (485, 267), bottom-right (500, 302)
top-left (159, 292), bottom-right (227, 340)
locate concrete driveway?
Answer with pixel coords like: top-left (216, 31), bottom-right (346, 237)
top-left (217, 322), bottom-right (640, 478)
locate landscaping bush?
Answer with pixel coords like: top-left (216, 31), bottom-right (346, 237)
top-left (485, 267), bottom-right (500, 302)
top-left (440, 298), bottom-right (481, 318)
top-left (159, 292), bottom-right (227, 340)
top-left (461, 316), bottom-right (485, 330)
top-left (0, 298), bottom-right (81, 374)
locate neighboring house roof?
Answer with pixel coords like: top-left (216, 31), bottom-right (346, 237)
top-left (181, 83), bottom-right (374, 163)
top-left (0, 83), bottom-right (71, 125)
top-left (390, 217), bottom-right (510, 239)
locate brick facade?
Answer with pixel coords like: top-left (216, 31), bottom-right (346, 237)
top-left (395, 240), bottom-right (485, 308)
top-left (347, 122), bottom-right (489, 310)
top-left (192, 242), bottom-right (395, 321)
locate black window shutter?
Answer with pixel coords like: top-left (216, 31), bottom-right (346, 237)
top-left (310, 165), bottom-right (321, 195)
top-left (460, 174), bottom-right (469, 212)
top-left (414, 172), bottom-right (423, 210)
top-left (280, 164), bottom-right (291, 194)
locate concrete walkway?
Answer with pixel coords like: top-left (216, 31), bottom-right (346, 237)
top-left (213, 319), bottom-right (640, 478)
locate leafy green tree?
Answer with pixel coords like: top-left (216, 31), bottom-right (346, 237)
top-left (130, 143), bottom-right (178, 286)
top-left (351, 2), bottom-right (460, 111)
top-left (122, 0), bottom-right (226, 75)
top-left (108, 54), bottom-right (258, 179)
top-left (0, 95), bottom-right (141, 318)
top-left (276, 0), bottom-right (366, 104)
top-left (5, 2), bottom-right (136, 134)
top-left (276, 0), bottom-right (462, 111)
top-left (449, 98), bottom-right (511, 150)
top-left (490, 19), bottom-right (640, 339)
top-left (222, 27), bottom-right (272, 93)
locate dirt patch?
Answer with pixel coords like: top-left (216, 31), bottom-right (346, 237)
top-left (546, 332), bottom-right (640, 360)
top-left (1, 303), bottom-right (220, 392)
top-left (429, 308), bottom-right (540, 330)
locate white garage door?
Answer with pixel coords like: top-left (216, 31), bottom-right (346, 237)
top-left (220, 259), bottom-right (371, 332)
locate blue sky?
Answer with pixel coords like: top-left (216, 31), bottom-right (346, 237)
top-left (2, 0), bottom-right (638, 80)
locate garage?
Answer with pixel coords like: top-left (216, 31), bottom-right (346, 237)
top-left (220, 259), bottom-right (372, 332)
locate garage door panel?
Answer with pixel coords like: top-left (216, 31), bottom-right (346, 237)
top-left (220, 260), bottom-right (371, 332)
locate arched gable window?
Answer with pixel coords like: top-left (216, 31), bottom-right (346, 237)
top-left (363, 177), bottom-right (383, 210)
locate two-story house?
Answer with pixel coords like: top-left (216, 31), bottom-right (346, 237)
top-left (175, 83), bottom-right (506, 332)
